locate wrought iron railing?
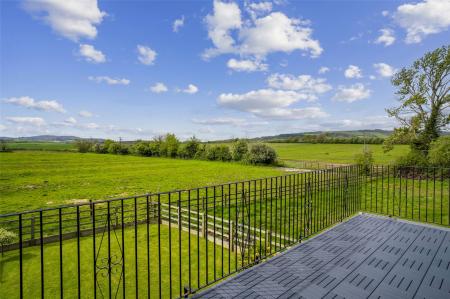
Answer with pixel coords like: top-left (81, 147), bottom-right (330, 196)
top-left (0, 165), bottom-right (448, 298)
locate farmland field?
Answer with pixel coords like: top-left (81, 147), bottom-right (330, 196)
top-left (0, 151), bottom-right (282, 214)
top-left (3, 142), bottom-right (76, 151)
top-left (269, 143), bottom-right (409, 164)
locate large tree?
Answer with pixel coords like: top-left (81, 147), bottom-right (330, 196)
top-left (384, 45), bottom-right (449, 153)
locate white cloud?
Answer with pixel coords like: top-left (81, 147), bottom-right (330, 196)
top-left (374, 28), bottom-right (396, 46)
top-left (382, 10), bottom-right (390, 17)
top-left (23, 0), bottom-right (106, 41)
top-left (0, 124), bottom-right (6, 131)
top-left (150, 82), bottom-right (168, 93)
top-left (203, 1), bottom-right (322, 59)
top-left (64, 117), bottom-right (77, 124)
top-left (79, 44), bottom-right (105, 63)
top-left (3, 96), bottom-right (65, 113)
top-left (373, 63), bottom-right (396, 77)
top-left (88, 76), bottom-right (130, 85)
top-left (193, 117), bottom-right (246, 126)
top-left (394, 0), bottom-right (450, 43)
top-left (246, 1), bottom-right (273, 19)
top-left (344, 65), bottom-right (363, 79)
top-left (239, 12), bottom-right (322, 58)
top-left (6, 116), bottom-right (46, 126)
top-left (173, 16), bottom-right (185, 32)
top-left (137, 45), bottom-right (157, 65)
top-left (218, 88), bottom-right (328, 120)
top-left (333, 83), bottom-right (371, 103)
top-left (204, 0), bottom-right (242, 58)
top-left (318, 66), bottom-right (330, 74)
top-left (84, 122), bottom-right (100, 129)
top-left (227, 58), bottom-right (267, 72)
top-left (321, 115), bottom-right (396, 130)
top-left (79, 110), bottom-right (93, 118)
top-left (182, 84), bottom-right (199, 94)
top-left (266, 73), bottom-right (332, 96)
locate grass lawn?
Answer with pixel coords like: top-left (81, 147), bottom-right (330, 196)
top-left (269, 143), bottom-right (409, 164)
top-left (0, 151), bottom-right (282, 214)
top-left (0, 224), bottom-right (239, 299)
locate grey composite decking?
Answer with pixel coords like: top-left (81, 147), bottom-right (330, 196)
top-left (194, 214), bottom-right (450, 299)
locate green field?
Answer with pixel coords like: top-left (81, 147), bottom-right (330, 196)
top-left (270, 143), bottom-right (409, 164)
top-left (0, 151), bottom-right (282, 214)
top-left (4, 142), bottom-right (76, 151)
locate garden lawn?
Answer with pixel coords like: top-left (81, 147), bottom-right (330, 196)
top-left (0, 151), bottom-right (282, 214)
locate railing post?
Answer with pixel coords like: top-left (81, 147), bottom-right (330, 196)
top-left (177, 201), bottom-right (181, 227)
top-left (30, 216), bottom-right (35, 245)
top-left (230, 220), bottom-right (234, 252)
top-left (201, 213), bottom-right (206, 238)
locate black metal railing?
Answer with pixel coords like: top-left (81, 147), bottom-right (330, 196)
top-left (0, 164), bottom-right (448, 298)
top-left (361, 165), bottom-right (450, 226)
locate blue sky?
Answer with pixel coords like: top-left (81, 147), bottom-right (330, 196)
top-left (1, 0), bottom-right (449, 140)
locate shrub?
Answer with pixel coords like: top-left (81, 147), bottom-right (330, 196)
top-left (395, 150), bottom-right (429, 168)
top-left (194, 144), bottom-right (207, 160)
top-left (92, 143), bottom-right (108, 154)
top-left (354, 147), bottom-right (374, 173)
top-left (428, 136), bottom-right (450, 168)
top-left (0, 140), bottom-right (11, 152)
top-left (133, 141), bottom-right (153, 156)
top-left (0, 228), bottom-right (16, 256)
top-left (206, 145), bottom-right (232, 161)
top-left (179, 137), bottom-right (201, 159)
top-left (246, 144), bottom-right (277, 165)
top-left (160, 134), bottom-right (180, 158)
top-left (75, 139), bottom-right (93, 153)
top-left (232, 139), bottom-right (249, 161)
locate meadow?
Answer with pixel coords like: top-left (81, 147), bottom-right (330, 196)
top-left (0, 151), bottom-right (282, 214)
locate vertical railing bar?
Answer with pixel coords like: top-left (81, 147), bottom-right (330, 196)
top-left (196, 189), bottom-right (200, 289)
top-left (146, 196), bottom-right (150, 299)
top-left (121, 199), bottom-right (125, 299)
top-left (213, 186), bottom-right (217, 282)
top-left (134, 197), bottom-right (139, 298)
top-left (77, 205), bottom-right (81, 299)
top-left (221, 185), bottom-right (224, 278)
top-left (178, 191), bottom-right (182, 298)
top-left (168, 193), bottom-right (172, 298)
top-left (107, 201), bottom-right (112, 299)
top-left (205, 188), bottom-right (209, 284)
top-left (59, 208), bottom-right (63, 299)
top-left (433, 168), bottom-right (436, 224)
top-left (19, 213), bottom-right (23, 299)
top-left (188, 190), bottom-right (192, 293)
top-left (158, 194), bottom-right (161, 299)
top-left (92, 204), bottom-right (97, 299)
top-left (40, 210), bottom-right (44, 299)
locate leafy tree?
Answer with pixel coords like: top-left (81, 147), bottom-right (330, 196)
top-left (354, 147), bottom-right (374, 174)
top-left (159, 134), bottom-right (180, 158)
top-left (385, 45), bottom-right (450, 153)
top-left (232, 139), bottom-right (249, 161)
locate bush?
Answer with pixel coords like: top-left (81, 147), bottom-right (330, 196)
top-left (246, 144), bottom-right (277, 165)
top-left (160, 134), bottom-right (180, 158)
top-left (179, 137), bottom-right (201, 159)
top-left (194, 144), bottom-right (207, 160)
top-left (107, 142), bottom-right (129, 155)
top-left (428, 136), bottom-right (450, 168)
top-left (0, 228), bottom-right (16, 256)
top-left (75, 139), bottom-right (93, 153)
top-left (206, 145), bottom-right (232, 161)
top-left (0, 140), bottom-right (11, 152)
top-left (232, 139), bottom-right (249, 161)
top-left (133, 141), bottom-right (153, 156)
top-left (92, 143), bottom-right (108, 154)
top-left (395, 150), bottom-right (429, 168)
top-left (354, 147), bottom-right (374, 173)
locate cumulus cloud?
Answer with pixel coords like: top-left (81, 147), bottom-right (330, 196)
top-left (266, 73), bottom-right (332, 96)
top-left (150, 82), bottom-right (168, 93)
top-left (394, 0), bottom-right (450, 43)
top-left (218, 88), bottom-right (327, 120)
top-left (181, 84), bottom-right (199, 94)
top-left (245, 1), bottom-right (272, 19)
top-left (23, 0), bottom-right (106, 41)
top-left (64, 117), bottom-right (77, 124)
top-left (333, 83), bottom-right (371, 103)
top-left (373, 63), bottom-right (396, 78)
top-left (88, 76), bottom-right (130, 85)
top-left (137, 45), bottom-right (157, 65)
top-left (203, 1), bottom-right (322, 60)
top-left (6, 116), bottom-right (46, 126)
top-left (318, 66), bottom-right (330, 74)
top-left (227, 58), bottom-right (268, 72)
top-left (79, 44), bottom-right (105, 63)
top-left (3, 96), bottom-right (65, 113)
top-left (79, 110), bottom-right (93, 118)
top-left (374, 28), bottom-right (396, 46)
top-left (344, 65), bottom-right (363, 79)
top-left (173, 16), bottom-right (185, 32)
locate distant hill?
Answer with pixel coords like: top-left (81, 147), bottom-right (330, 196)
top-left (0, 135), bottom-right (104, 142)
top-left (253, 129), bottom-right (393, 142)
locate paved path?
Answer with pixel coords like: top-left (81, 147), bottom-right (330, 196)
top-left (194, 214), bottom-right (450, 299)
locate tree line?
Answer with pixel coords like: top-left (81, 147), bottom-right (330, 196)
top-left (75, 135), bottom-right (278, 165)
